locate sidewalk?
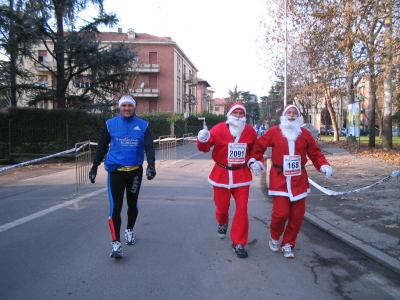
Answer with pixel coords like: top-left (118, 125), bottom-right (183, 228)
top-left (301, 142), bottom-right (400, 275)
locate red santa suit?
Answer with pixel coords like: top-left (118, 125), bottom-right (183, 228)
top-left (197, 122), bottom-right (257, 188)
top-left (252, 125), bottom-right (329, 201)
top-left (250, 109), bottom-right (330, 250)
top-left (197, 107), bottom-right (258, 248)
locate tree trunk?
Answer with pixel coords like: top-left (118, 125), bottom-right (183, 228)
top-left (382, 2), bottom-right (393, 149)
top-left (368, 76), bottom-right (376, 147)
top-left (344, 1), bottom-right (356, 143)
top-left (55, 3), bottom-right (66, 108)
top-left (9, 0), bottom-right (18, 107)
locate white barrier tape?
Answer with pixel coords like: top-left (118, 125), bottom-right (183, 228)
top-left (309, 170), bottom-right (400, 196)
top-left (0, 141), bottom-right (98, 173)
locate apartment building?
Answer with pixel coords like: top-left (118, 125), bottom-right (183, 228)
top-left (196, 78), bottom-right (215, 113)
top-left (213, 98), bottom-right (226, 116)
top-left (28, 28), bottom-right (207, 114)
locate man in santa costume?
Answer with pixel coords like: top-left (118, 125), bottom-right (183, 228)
top-left (197, 102), bottom-right (258, 258)
top-left (248, 104), bottom-right (333, 258)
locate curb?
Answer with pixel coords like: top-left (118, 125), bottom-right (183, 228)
top-left (305, 212), bottom-right (400, 276)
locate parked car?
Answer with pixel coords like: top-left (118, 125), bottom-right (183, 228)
top-left (393, 126), bottom-right (399, 137)
top-left (301, 123), bottom-right (319, 141)
top-left (360, 128), bottom-right (370, 136)
top-left (319, 127), bottom-right (329, 135)
top-left (329, 128), bottom-right (346, 136)
top-left (328, 128), bottom-right (346, 136)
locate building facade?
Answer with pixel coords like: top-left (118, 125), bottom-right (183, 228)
top-left (213, 97), bottom-right (226, 116)
top-left (24, 28), bottom-right (213, 115)
top-left (196, 78), bottom-right (214, 113)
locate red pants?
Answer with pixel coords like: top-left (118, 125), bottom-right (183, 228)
top-left (213, 185), bottom-right (249, 245)
top-left (270, 196), bottom-right (306, 248)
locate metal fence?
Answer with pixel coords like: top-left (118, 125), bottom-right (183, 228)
top-left (158, 135), bottom-right (177, 163)
top-left (182, 133), bottom-right (196, 158)
top-left (73, 141), bottom-right (93, 197)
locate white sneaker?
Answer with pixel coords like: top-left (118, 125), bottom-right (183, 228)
top-left (110, 241), bottom-right (123, 258)
top-left (269, 237), bottom-right (280, 252)
top-left (281, 243), bottom-right (294, 258)
top-left (125, 229), bottom-right (136, 245)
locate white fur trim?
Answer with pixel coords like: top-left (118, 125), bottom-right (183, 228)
top-left (226, 104), bottom-right (246, 117)
top-left (268, 189), bottom-right (310, 202)
top-left (282, 105), bottom-right (300, 116)
top-left (208, 177), bottom-right (252, 189)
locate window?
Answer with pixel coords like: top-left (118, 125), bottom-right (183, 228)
top-left (38, 75), bottom-right (48, 87)
top-left (38, 50), bottom-right (47, 62)
top-left (149, 52), bottom-right (157, 64)
top-left (75, 76), bottom-right (91, 89)
top-left (149, 76), bottom-right (157, 89)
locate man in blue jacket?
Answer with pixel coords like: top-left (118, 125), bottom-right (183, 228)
top-left (89, 94), bottom-right (156, 258)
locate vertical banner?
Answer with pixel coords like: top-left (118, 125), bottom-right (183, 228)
top-left (347, 103), bottom-right (360, 138)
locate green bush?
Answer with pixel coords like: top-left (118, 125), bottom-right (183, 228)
top-left (186, 112), bottom-right (226, 126)
top-left (1, 108), bottom-right (224, 159)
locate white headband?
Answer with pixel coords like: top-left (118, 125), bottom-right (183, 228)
top-left (118, 95), bottom-right (136, 108)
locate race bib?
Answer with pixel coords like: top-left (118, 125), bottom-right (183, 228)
top-left (227, 143), bottom-right (246, 164)
top-left (283, 155), bottom-right (301, 177)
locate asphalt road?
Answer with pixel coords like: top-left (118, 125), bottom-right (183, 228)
top-left (1, 143), bottom-right (400, 300)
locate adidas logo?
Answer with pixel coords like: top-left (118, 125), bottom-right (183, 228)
top-left (134, 126), bottom-right (140, 130)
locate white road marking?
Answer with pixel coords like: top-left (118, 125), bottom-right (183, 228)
top-left (0, 187), bottom-right (107, 233)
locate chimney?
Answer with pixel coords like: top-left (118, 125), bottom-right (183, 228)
top-left (118, 28), bottom-right (122, 33)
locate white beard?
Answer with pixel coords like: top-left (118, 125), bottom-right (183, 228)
top-left (279, 116), bottom-right (302, 141)
top-left (226, 116), bottom-right (246, 137)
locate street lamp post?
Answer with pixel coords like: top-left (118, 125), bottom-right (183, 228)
top-left (284, 0), bottom-right (287, 107)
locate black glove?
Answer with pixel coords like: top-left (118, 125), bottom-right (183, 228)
top-left (146, 164), bottom-right (156, 180)
top-left (89, 166), bottom-right (97, 183)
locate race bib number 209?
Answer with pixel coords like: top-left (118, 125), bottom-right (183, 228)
top-left (227, 143), bottom-right (247, 164)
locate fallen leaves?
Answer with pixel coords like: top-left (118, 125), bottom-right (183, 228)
top-left (384, 224), bottom-right (399, 229)
top-left (324, 141), bottom-right (400, 165)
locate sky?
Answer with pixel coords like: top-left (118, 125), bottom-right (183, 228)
top-left (81, 0), bottom-right (274, 99)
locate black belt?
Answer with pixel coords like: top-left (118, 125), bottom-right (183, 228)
top-left (217, 163), bottom-right (246, 171)
top-left (272, 163), bottom-right (305, 170)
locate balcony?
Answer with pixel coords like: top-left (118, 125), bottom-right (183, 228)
top-left (189, 79), bottom-right (197, 86)
top-left (35, 61), bottom-right (57, 71)
top-left (134, 88), bottom-right (159, 98)
top-left (135, 64), bottom-right (160, 73)
top-left (75, 82), bottom-right (91, 89)
top-left (183, 73), bottom-right (192, 83)
top-left (183, 94), bottom-right (197, 104)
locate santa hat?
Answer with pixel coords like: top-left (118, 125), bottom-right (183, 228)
top-left (282, 104), bottom-right (300, 116)
top-left (118, 94), bottom-right (136, 108)
top-left (226, 102), bottom-right (246, 117)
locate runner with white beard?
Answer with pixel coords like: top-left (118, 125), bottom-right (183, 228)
top-left (197, 102), bottom-right (258, 258)
top-left (248, 104), bottom-right (333, 258)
